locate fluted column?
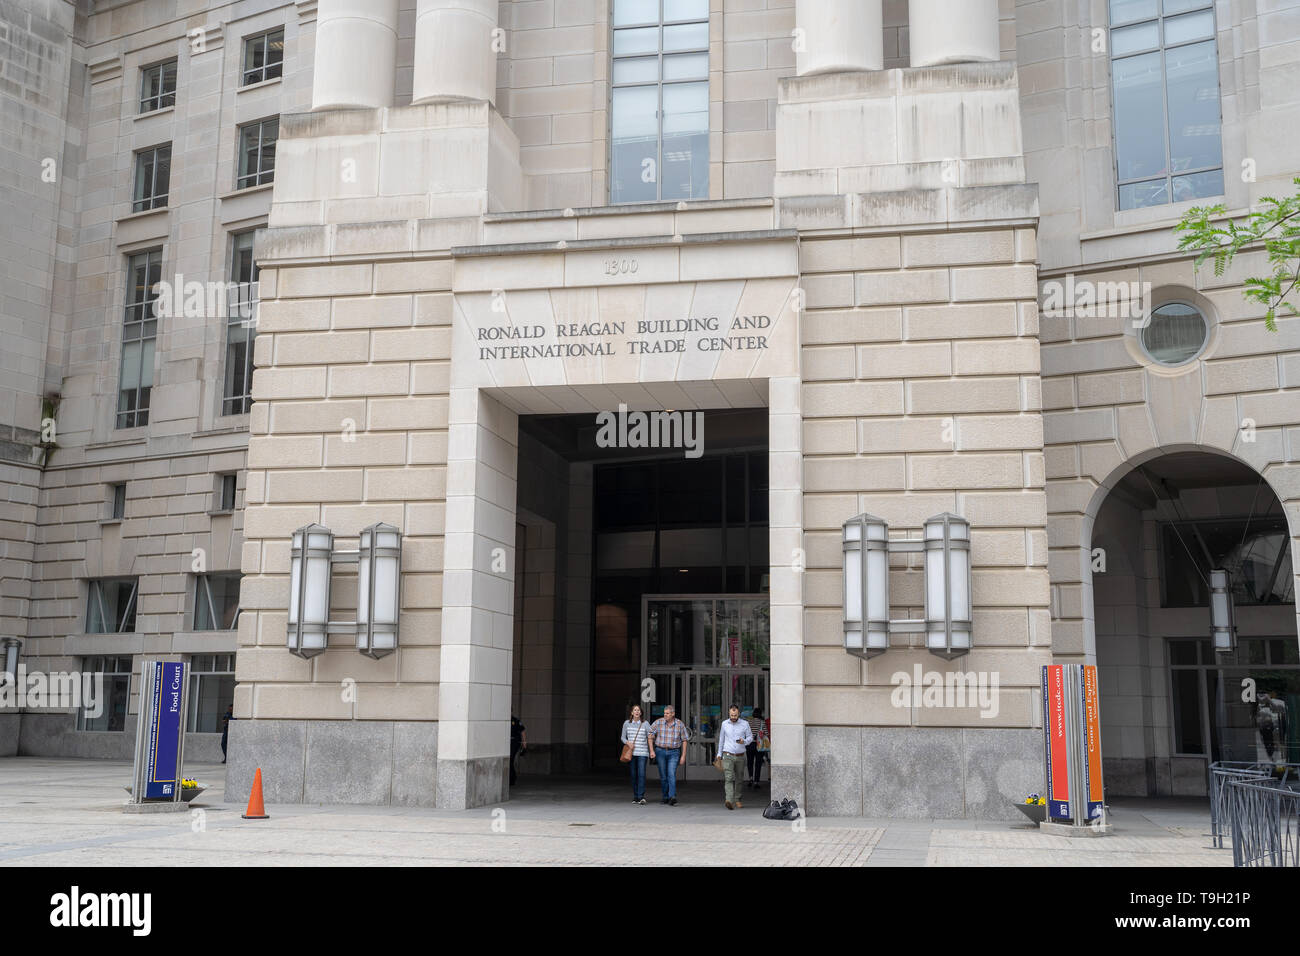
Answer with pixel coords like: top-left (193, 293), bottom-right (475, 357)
top-left (412, 0), bottom-right (499, 104)
top-left (908, 0), bottom-right (1001, 68)
top-left (311, 0), bottom-right (399, 110)
top-left (795, 0), bottom-right (883, 76)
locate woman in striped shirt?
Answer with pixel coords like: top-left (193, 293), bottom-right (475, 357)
top-left (621, 704), bottom-right (652, 805)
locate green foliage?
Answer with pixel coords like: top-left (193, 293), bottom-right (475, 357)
top-left (1175, 177), bottom-right (1300, 333)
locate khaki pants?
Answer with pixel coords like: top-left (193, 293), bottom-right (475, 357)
top-left (722, 753), bottom-right (746, 804)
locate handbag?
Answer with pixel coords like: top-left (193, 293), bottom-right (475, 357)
top-left (620, 722), bottom-right (646, 763)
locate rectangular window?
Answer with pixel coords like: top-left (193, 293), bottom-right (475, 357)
top-left (216, 473), bottom-right (238, 511)
top-left (109, 483), bottom-right (126, 520)
top-left (86, 578), bottom-right (139, 634)
top-left (1159, 517), bottom-right (1294, 608)
top-left (132, 144), bottom-right (171, 212)
top-left (188, 653), bottom-right (236, 733)
top-left (139, 60), bottom-right (177, 113)
top-left (194, 573), bottom-right (240, 631)
top-left (1110, 0), bottom-right (1223, 210)
top-left (1168, 637), bottom-right (1300, 763)
top-left (222, 231), bottom-right (258, 414)
top-left (610, 0), bottom-right (710, 204)
top-left (242, 28), bottom-right (285, 85)
top-left (117, 249), bottom-right (161, 428)
top-left (237, 118), bottom-right (278, 188)
top-left (78, 655), bottom-right (133, 732)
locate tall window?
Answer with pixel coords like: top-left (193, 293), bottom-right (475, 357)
top-left (132, 144), bottom-right (171, 212)
top-left (242, 28), bottom-right (284, 85)
top-left (194, 573), bottom-right (240, 631)
top-left (109, 483), bottom-right (127, 520)
top-left (117, 249), bottom-right (161, 428)
top-left (610, 0), bottom-right (709, 204)
top-left (77, 656), bottom-right (133, 732)
top-left (86, 578), bottom-right (139, 634)
top-left (237, 117), bottom-right (278, 188)
top-left (188, 654), bottom-right (236, 733)
top-left (1110, 0), bottom-right (1224, 210)
top-left (1168, 637), bottom-right (1298, 763)
top-left (223, 231), bottom-right (258, 414)
top-left (139, 60), bottom-right (177, 112)
top-left (216, 472), bottom-right (238, 511)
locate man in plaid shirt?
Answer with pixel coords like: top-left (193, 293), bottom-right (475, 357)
top-left (648, 705), bottom-right (690, 805)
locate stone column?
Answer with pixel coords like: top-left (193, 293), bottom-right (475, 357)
top-left (310, 0), bottom-right (399, 110)
top-left (413, 0), bottom-right (499, 104)
top-left (908, 0), bottom-right (1001, 67)
top-left (795, 0), bottom-right (883, 76)
top-left (436, 388), bottom-right (519, 808)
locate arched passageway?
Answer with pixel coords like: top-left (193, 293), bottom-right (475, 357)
top-left (1090, 451), bottom-right (1296, 796)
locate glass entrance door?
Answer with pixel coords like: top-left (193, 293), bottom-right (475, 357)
top-left (643, 595), bottom-right (770, 776)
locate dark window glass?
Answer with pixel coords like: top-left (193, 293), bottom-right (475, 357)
top-left (86, 578), bottom-right (138, 633)
top-left (1161, 518), bottom-right (1293, 607)
top-left (194, 573), bottom-right (240, 630)
top-left (237, 118), bottom-right (278, 188)
top-left (132, 144), bottom-right (171, 212)
top-left (223, 231), bottom-right (259, 414)
top-left (1171, 668), bottom-right (1204, 754)
top-left (117, 249), bottom-right (161, 428)
top-left (242, 29), bottom-right (285, 85)
top-left (139, 60), bottom-right (177, 112)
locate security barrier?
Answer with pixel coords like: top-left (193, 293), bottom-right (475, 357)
top-left (1227, 777), bottom-right (1300, 867)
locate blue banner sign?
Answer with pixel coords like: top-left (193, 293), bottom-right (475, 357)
top-left (144, 661), bottom-right (185, 799)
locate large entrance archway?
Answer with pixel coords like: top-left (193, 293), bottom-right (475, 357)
top-left (1085, 450), bottom-right (1297, 796)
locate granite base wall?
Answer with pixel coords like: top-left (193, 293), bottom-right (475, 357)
top-left (437, 755), bottom-right (507, 809)
top-left (12, 712), bottom-right (226, 763)
top-left (225, 719), bottom-right (439, 807)
top-left (1105, 756), bottom-right (1208, 797)
top-left (0, 714), bottom-right (17, 756)
top-left (805, 726), bottom-right (1041, 820)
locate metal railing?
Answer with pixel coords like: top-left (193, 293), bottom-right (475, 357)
top-left (1209, 762), bottom-right (1277, 848)
top-left (1227, 777), bottom-right (1300, 867)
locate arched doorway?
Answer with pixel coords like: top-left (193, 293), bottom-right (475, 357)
top-left (1087, 451), bottom-right (1297, 796)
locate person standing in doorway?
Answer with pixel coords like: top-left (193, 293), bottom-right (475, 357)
top-left (220, 704), bottom-right (233, 763)
top-left (621, 704), bottom-right (652, 805)
top-left (745, 707), bottom-right (766, 789)
top-left (510, 714), bottom-right (527, 786)
top-left (717, 704), bottom-right (753, 810)
top-left (648, 704), bottom-right (689, 805)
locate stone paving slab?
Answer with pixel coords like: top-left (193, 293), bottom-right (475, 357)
top-left (0, 758), bottom-right (1232, 867)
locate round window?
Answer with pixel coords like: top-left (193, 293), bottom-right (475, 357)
top-left (1140, 302), bottom-right (1209, 366)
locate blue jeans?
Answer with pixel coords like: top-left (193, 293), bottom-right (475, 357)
top-left (628, 755), bottom-right (647, 800)
top-left (656, 748), bottom-right (681, 800)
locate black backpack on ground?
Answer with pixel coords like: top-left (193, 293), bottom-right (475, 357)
top-left (762, 798), bottom-right (800, 821)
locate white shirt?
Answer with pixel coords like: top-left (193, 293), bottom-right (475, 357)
top-left (716, 716), bottom-right (753, 757)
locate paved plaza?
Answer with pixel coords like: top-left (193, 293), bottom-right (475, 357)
top-left (0, 758), bottom-right (1231, 867)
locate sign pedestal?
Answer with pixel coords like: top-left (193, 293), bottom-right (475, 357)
top-left (126, 659), bottom-right (189, 813)
top-left (1041, 663), bottom-right (1110, 835)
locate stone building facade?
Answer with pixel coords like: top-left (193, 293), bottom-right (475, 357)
top-left (2, 0), bottom-right (1298, 816)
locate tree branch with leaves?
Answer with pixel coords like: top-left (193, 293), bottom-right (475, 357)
top-left (1175, 176), bottom-right (1300, 333)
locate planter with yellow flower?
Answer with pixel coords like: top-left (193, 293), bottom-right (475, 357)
top-left (180, 778), bottom-right (206, 802)
top-left (124, 778), bottom-right (206, 802)
top-left (1014, 793), bottom-right (1047, 825)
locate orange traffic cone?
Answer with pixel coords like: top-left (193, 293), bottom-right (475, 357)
top-left (242, 767), bottom-right (269, 820)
